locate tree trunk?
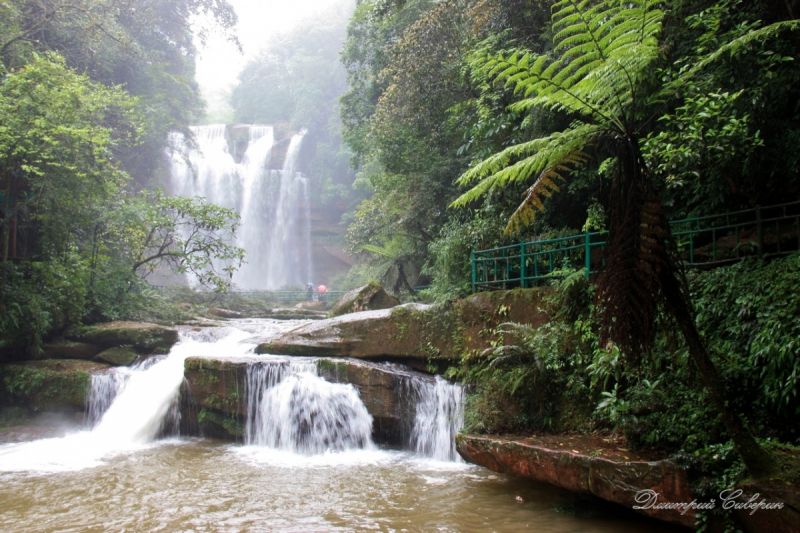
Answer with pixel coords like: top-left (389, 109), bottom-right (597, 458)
top-left (674, 309), bottom-right (779, 479)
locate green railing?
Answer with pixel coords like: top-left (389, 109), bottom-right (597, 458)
top-left (471, 201), bottom-right (800, 292)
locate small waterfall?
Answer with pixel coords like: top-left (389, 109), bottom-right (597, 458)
top-left (85, 371), bottom-right (129, 427)
top-left (407, 376), bottom-right (465, 462)
top-left (244, 361), bottom-right (374, 454)
top-left (167, 125), bottom-right (312, 289)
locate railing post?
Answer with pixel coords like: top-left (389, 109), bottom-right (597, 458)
top-left (471, 250), bottom-right (477, 293)
top-left (756, 205), bottom-right (764, 258)
top-left (584, 230), bottom-right (591, 280)
top-left (520, 242), bottom-right (527, 288)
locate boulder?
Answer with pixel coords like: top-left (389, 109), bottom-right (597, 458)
top-left (207, 307), bottom-right (244, 319)
top-left (94, 346), bottom-right (138, 366)
top-left (255, 288), bottom-right (549, 371)
top-left (40, 340), bottom-right (101, 361)
top-left (0, 359), bottom-right (110, 411)
top-left (68, 321), bottom-right (178, 354)
top-left (456, 434), bottom-right (696, 530)
top-left (330, 281), bottom-right (399, 317)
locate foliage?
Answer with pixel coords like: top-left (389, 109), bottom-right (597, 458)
top-left (0, 0), bottom-right (239, 187)
top-left (122, 191), bottom-right (245, 292)
top-left (463, 253), bottom-right (800, 457)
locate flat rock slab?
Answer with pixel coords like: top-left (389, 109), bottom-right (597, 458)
top-left (68, 321), bottom-right (178, 354)
top-left (255, 289), bottom-right (550, 370)
top-left (41, 340), bottom-right (101, 361)
top-left (456, 434), bottom-right (695, 529)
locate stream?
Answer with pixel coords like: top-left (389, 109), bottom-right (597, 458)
top-left (0, 319), bottom-right (681, 532)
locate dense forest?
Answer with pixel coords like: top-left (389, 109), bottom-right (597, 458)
top-left (2, 0), bottom-right (800, 527)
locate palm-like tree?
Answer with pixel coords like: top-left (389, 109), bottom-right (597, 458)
top-left (453, 0), bottom-right (798, 478)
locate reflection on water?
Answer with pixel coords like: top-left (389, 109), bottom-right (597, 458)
top-left (0, 439), bottom-right (682, 533)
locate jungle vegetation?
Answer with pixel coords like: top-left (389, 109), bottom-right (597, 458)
top-left (1, 0), bottom-right (799, 503)
top-left (337, 0), bottom-right (800, 487)
top-left (0, 0), bottom-right (244, 354)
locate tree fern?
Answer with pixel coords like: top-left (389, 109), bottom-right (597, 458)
top-left (451, 0), bottom-right (795, 478)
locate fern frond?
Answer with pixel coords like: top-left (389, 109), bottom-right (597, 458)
top-left (505, 149), bottom-right (590, 235)
top-left (452, 122), bottom-right (600, 210)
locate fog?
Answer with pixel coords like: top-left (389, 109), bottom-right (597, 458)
top-left (195, 0), bottom-right (347, 121)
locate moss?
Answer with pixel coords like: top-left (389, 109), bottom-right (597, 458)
top-left (197, 408), bottom-right (244, 437)
top-left (0, 361), bottom-right (95, 410)
top-left (316, 358), bottom-right (347, 373)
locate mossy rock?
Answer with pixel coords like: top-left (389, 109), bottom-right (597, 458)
top-left (94, 346), bottom-right (138, 366)
top-left (330, 281), bottom-right (400, 317)
top-left (69, 321), bottom-right (178, 354)
top-left (0, 359), bottom-right (110, 411)
top-left (40, 340), bottom-right (101, 361)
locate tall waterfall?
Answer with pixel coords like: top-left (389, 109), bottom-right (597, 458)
top-left (167, 125), bottom-right (312, 289)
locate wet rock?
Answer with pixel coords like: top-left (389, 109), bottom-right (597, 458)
top-left (207, 308), bottom-right (244, 319)
top-left (40, 340), bottom-right (101, 361)
top-left (734, 478), bottom-right (800, 533)
top-left (256, 288), bottom-right (549, 370)
top-left (455, 434), bottom-right (696, 530)
top-left (0, 359), bottom-right (110, 412)
top-left (68, 321), bottom-right (178, 354)
top-left (94, 346), bottom-right (138, 366)
top-left (330, 281), bottom-right (400, 317)
top-left (180, 356), bottom-right (428, 444)
top-left (180, 358), bottom-right (248, 440)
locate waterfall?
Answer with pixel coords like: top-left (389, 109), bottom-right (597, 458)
top-left (265, 131), bottom-right (309, 289)
top-left (244, 361), bottom-right (374, 454)
top-left (167, 125), bottom-right (312, 289)
top-left (0, 323), bottom-right (466, 473)
top-left (85, 371), bottom-right (129, 427)
top-left (406, 375), bottom-right (465, 462)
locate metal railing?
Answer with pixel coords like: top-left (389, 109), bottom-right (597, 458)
top-left (472, 201), bottom-right (800, 292)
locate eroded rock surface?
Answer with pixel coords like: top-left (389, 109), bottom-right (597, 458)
top-left (40, 340), bottom-right (101, 361)
top-left (456, 434), bottom-right (696, 530)
top-left (256, 289), bottom-right (549, 370)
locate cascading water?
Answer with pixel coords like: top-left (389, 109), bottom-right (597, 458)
top-left (0, 320), bottom-right (465, 474)
top-left (244, 361), bottom-right (374, 454)
top-left (264, 131), bottom-right (309, 289)
top-left (167, 125), bottom-right (312, 289)
top-left (85, 371), bottom-right (129, 427)
top-left (409, 376), bottom-right (465, 462)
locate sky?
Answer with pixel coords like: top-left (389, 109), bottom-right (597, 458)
top-left (194, 0), bottom-right (347, 121)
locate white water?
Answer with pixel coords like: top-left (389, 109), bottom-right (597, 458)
top-left (0, 320), bottom-right (464, 472)
top-left (264, 131), bottom-right (309, 289)
top-left (168, 125), bottom-right (311, 289)
top-left (244, 361), bottom-right (374, 454)
top-left (410, 376), bottom-right (465, 462)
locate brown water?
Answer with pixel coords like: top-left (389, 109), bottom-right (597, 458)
top-left (0, 432), bottom-right (683, 533)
